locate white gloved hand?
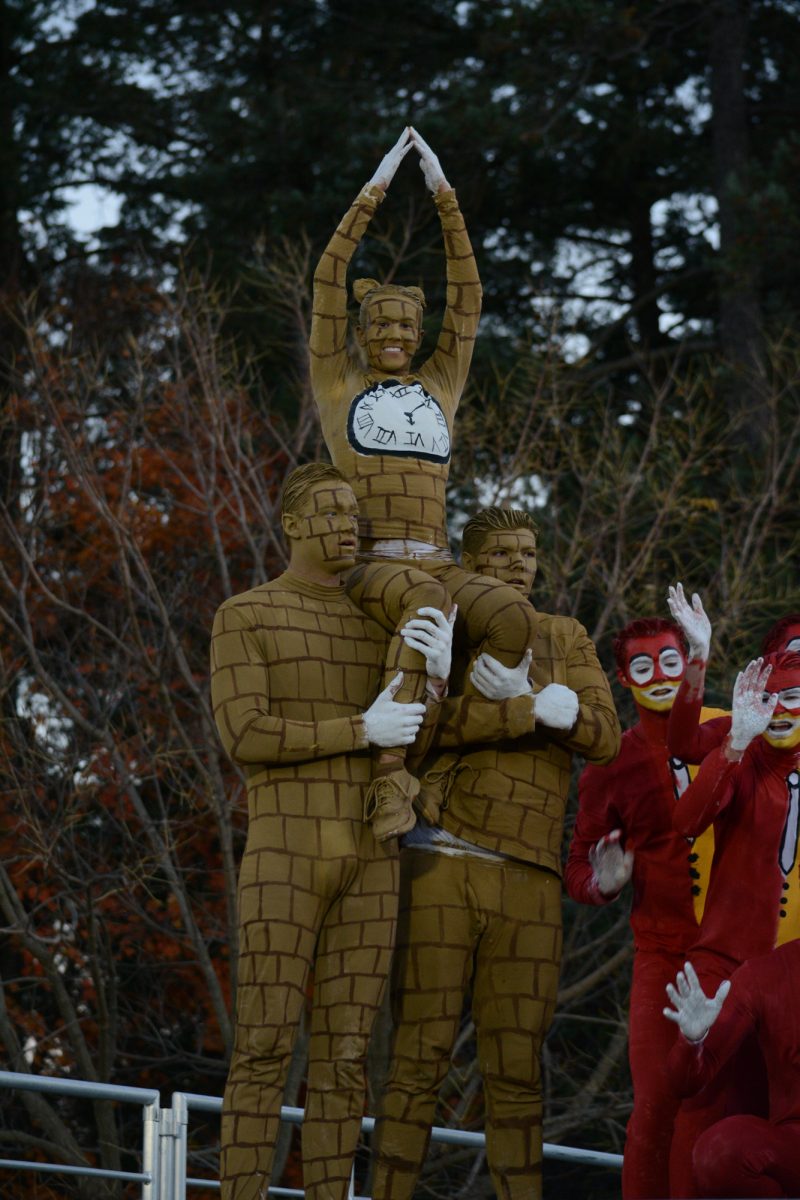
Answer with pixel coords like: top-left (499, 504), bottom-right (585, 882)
top-left (367, 128), bottom-right (414, 191)
top-left (663, 961), bottom-right (730, 1043)
top-left (410, 127), bottom-right (450, 193)
top-left (729, 658), bottom-right (776, 753)
top-left (667, 582), bottom-right (711, 661)
top-left (362, 673), bottom-right (426, 747)
top-left (400, 606), bottom-right (457, 681)
top-left (533, 683), bottom-right (579, 731)
top-left (470, 649), bottom-right (533, 700)
top-left (589, 829), bottom-right (634, 897)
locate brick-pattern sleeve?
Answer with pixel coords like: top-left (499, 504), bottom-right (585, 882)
top-left (532, 623), bottom-right (620, 765)
top-left (434, 613), bottom-right (620, 874)
top-left (433, 623), bottom-right (619, 765)
top-left (211, 595), bottom-right (366, 767)
top-left (433, 692), bottom-right (537, 749)
top-left (309, 185), bottom-right (384, 398)
top-left (416, 188), bottom-right (482, 408)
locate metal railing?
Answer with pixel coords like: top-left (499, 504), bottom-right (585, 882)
top-left (0, 1069), bottom-right (161, 1197)
top-left (0, 1070), bottom-right (623, 1198)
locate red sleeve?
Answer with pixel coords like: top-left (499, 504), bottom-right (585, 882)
top-left (668, 659), bottom-right (731, 762)
top-left (564, 763), bottom-right (621, 906)
top-left (672, 744), bottom-right (739, 838)
top-left (668, 969), bottom-right (755, 1098)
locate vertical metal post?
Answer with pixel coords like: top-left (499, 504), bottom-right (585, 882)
top-left (142, 1099), bottom-right (161, 1200)
top-left (171, 1093), bottom-right (189, 1200)
top-left (159, 1107), bottom-right (177, 1200)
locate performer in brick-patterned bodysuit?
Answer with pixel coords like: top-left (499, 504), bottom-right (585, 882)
top-left (210, 464), bottom-right (434, 1200)
top-left (370, 508), bottom-right (620, 1200)
top-left (564, 615), bottom-right (721, 1200)
top-left (666, 651), bottom-right (800, 1196)
top-left (665, 944), bottom-right (800, 1198)
top-left (310, 129), bottom-right (536, 835)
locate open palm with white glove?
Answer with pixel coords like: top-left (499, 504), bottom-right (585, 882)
top-left (663, 961), bottom-right (730, 1044)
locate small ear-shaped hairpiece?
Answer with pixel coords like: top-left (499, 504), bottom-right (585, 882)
top-left (352, 278), bottom-right (381, 304)
top-left (403, 286), bottom-right (426, 310)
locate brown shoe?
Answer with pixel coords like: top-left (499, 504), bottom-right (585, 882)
top-left (364, 769), bottom-right (420, 842)
top-left (414, 753), bottom-right (461, 825)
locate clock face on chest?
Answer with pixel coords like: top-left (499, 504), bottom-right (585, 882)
top-left (347, 380), bottom-right (451, 463)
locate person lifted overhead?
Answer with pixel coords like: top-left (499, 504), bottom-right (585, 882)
top-left (310, 126), bottom-right (537, 841)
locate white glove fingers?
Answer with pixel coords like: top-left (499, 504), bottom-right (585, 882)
top-left (713, 980), bottom-right (731, 1008)
top-left (684, 961), bottom-right (701, 990)
top-left (415, 605), bottom-right (452, 632)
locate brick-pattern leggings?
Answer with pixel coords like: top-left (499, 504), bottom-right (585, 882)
top-left (371, 848), bottom-right (562, 1200)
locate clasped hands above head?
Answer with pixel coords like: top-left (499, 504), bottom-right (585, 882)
top-left (368, 127), bottom-right (450, 195)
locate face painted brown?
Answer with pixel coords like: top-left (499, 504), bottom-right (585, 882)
top-left (356, 295), bottom-right (422, 375)
top-left (464, 530), bottom-right (538, 596)
top-left (283, 481), bottom-right (360, 583)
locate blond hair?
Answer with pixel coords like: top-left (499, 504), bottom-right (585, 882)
top-left (280, 462), bottom-right (349, 518)
top-left (461, 507), bottom-right (539, 559)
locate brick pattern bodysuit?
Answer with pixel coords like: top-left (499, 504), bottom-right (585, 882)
top-left (371, 614), bottom-right (620, 1200)
top-left (310, 188), bottom-right (536, 707)
top-left (565, 710), bottom-right (720, 1200)
top-left (668, 941), bottom-right (800, 1198)
top-left (211, 571), bottom-right (398, 1200)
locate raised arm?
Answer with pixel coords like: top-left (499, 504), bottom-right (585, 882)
top-left (672, 659), bottom-right (776, 837)
top-left (411, 128), bottom-right (482, 407)
top-left (211, 602), bottom-right (424, 767)
top-left (666, 583), bottom-right (730, 761)
top-left (309, 131), bottom-right (412, 393)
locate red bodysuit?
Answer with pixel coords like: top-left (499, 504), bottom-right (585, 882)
top-left (566, 710), bottom-right (717, 1199)
top-left (673, 738), bottom-right (800, 978)
top-left (667, 730), bottom-right (800, 1197)
top-left (669, 940), bottom-right (800, 1198)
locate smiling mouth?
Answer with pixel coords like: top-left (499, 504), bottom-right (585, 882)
top-left (769, 720), bottom-right (794, 733)
top-left (649, 686), bottom-right (675, 697)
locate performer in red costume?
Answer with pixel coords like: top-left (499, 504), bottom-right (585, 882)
top-left (667, 583), bottom-right (800, 766)
top-left (667, 650), bottom-right (800, 1197)
top-left (664, 950), bottom-right (800, 1198)
top-left (761, 613), bottom-right (800, 656)
top-left (565, 614), bottom-right (721, 1200)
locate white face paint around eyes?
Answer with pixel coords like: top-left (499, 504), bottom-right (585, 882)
top-left (777, 688), bottom-right (800, 710)
top-left (628, 655), bottom-right (655, 684)
top-left (659, 649), bottom-right (685, 678)
top-left (786, 637), bottom-right (800, 652)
